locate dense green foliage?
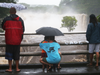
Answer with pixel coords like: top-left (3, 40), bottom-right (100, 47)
top-left (59, 0), bottom-right (100, 16)
top-left (61, 16), bottom-right (77, 32)
top-left (0, 0), bottom-right (18, 32)
top-left (0, 0), bottom-right (18, 18)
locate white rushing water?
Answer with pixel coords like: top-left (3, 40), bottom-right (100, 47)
top-left (16, 12), bottom-right (89, 64)
top-left (0, 11), bottom-right (89, 64)
top-left (17, 11), bottom-right (89, 33)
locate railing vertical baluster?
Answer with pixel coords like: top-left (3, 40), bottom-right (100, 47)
top-left (13, 60), bottom-right (16, 70)
top-left (87, 43), bottom-right (89, 63)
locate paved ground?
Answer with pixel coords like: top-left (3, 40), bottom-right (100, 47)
top-left (0, 63), bottom-right (100, 75)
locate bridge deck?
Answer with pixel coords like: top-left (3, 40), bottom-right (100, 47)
top-left (0, 62), bottom-right (100, 75)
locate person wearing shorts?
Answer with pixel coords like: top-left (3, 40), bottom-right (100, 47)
top-left (1, 7), bottom-right (25, 72)
top-left (86, 14), bottom-right (100, 68)
top-left (89, 44), bottom-right (100, 53)
top-left (6, 45), bottom-right (20, 60)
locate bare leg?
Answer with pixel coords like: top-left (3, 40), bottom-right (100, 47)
top-left (58, 62), bottom-right (61, 68)
top-left (96, 52), bottom-right (99, 66)
top-left (40, 58), bottom-right (52, 66)
top-left (6, 60), bottom-right (12, 72)
top-left (42, 64), bottom-right (45, 72)
top-left (40, 58), bottom-right (52, 70)
top-left (15, 60), bottom-right (20, 71)
top-left (57, 51), bottom-right (62, 69)
top-left (89, 53), bottom-right (93, 65)
top-left (42, 64), bottom-right (45, 69)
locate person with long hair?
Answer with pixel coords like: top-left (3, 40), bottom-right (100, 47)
top-left (86, 14), bottom-right (100, 68)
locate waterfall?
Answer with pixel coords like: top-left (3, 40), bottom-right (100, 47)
top-left (75, 14), bottom-right (89, 31)
top-left (16, 12), bottom-right (88, 64)
top-left (0, 12), bottom-right (89, 64)
top-left (17, 11), bottom-right (89, 33)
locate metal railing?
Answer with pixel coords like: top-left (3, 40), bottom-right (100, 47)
top-left (0, 32), bottom-right (90, 63)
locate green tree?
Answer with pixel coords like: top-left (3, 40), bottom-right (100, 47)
top-left (61, 16), bottom-right (77, 32)
top-left (97, 15), bottom-right (100, 22)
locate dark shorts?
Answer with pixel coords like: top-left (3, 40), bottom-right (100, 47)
top-left (41, 53), bottom-right (47, 58)
top-left (42, 57), bottom-right (48, 63)
top-left (5, 44), bottom-right (20, 60)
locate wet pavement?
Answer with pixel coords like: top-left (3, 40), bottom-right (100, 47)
top-left (0, 63), bottom-right (100, 75)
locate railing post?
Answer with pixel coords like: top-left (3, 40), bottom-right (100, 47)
top-left (13, 60), bottom-right (16, 69)
top-left (87, 43), bottom-right (89, 63)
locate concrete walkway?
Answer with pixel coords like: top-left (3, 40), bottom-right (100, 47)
top-left (0, 62), bottom-right (100, 75)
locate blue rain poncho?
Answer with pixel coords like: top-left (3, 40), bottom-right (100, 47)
top-left (39, 42), bottom-right (61, 64)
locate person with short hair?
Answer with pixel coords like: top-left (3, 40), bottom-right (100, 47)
top-left (1, 7), bottom-right (25, 72)
top-left (86, 14), bottom-right (100, 68)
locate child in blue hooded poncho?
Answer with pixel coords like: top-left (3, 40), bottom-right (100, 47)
top-left (39, 36), bottom-right (61, 71)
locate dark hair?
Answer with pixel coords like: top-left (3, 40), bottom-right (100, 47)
top-left (10, 7), bottom-right (16, 14)
top-left (44, 36), bottom-right (56, 42)
top-left (89, 14), bottom-right (97, 26)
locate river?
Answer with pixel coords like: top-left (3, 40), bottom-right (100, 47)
top-left (0, 33), bottom-right (88, 64)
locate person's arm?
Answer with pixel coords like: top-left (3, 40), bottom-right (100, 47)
top-left (1, 18), bottom-right (6, 30)
top-left (57, 43), bottom-right (60, 49)
top-left (19, 17), bottom-right (25, 40)
top-left (86, 24), bottom-right (92, 41)
top-left (19, 17), bottom-right (25, 32)
top-left (21, 20), bottom-right (25, 32)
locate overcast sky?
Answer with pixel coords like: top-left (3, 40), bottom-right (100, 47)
top-left (17, 0), bottom-right (61, 6)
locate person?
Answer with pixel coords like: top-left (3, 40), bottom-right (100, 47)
top-left (41, 36), bottom-right (48, 71)
top-left (39, 36), bottom-right (61, 71)
top-left (86, 14), bottom-right (100, 68)
top-left (1, 7), bottom-right (25, 72)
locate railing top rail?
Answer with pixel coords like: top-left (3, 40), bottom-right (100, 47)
top-left (0, 50), bottom-right (89, 57)
top-left (0, 32), bottom-right (86, 35)
top-left (0, 42), bottom-right (88, 47)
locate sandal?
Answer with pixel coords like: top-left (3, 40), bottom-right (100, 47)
top-left (95, 66), bottom-right (99, 70)
top-left (87, 64), bottom-right (93, 67)
top-left (57, 66), bottom-right (61, 70)
top-left (95, 65), bottom-right (99, 68)
top-left (47, 66), bottom-right (52, 71)
top-left (16, 70), bottom-right (21, 72)
top-left (42, 67), bottom-right (45, 72)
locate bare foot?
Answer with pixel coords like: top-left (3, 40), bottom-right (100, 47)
top-left (96, 64), bottom-right (98, 67)
top-left (5, 69), bottom-right (12, 73)
top-left (16, 69), bottom-right (21, 72)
